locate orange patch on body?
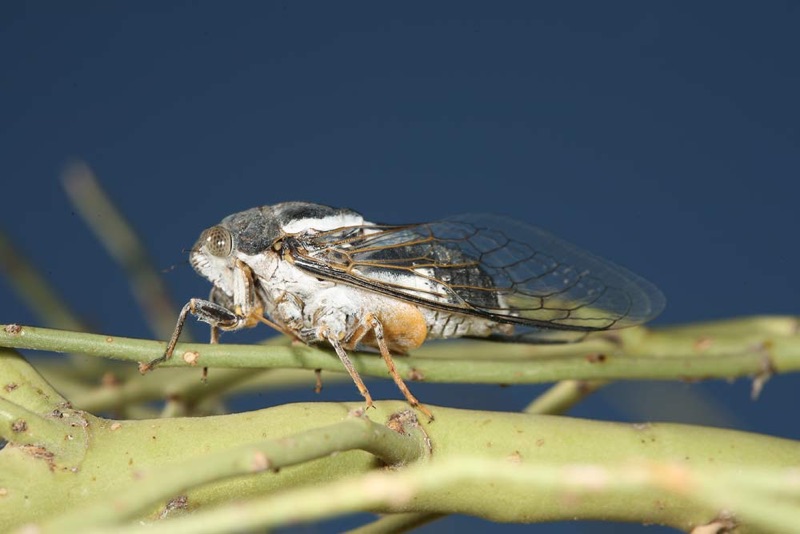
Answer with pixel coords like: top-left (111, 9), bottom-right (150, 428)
top-left (356, 300), bottom-right (428, 353)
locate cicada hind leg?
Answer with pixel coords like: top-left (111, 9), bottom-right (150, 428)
top-left (322, 313), bottom-right (434, 422)
top-left (366, 314), bottom-right (434, 422)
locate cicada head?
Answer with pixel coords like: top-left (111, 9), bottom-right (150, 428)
top-left (189, 207), bottom-right (282, 296)
top-left (189, 224), bottom-right (239, 296)
top-left (190, 202), bottom-right (367, 298)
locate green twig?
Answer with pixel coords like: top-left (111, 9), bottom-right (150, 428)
top-left (0, 346), bottom-right (68, 411)
top-left (34, 336), bottom-right (316, 415)
top-left (347, 512), bottom-right (446, 534)
top-left (523, 379), bottom-right (609, 415)
top-left (1, 318), bottom-right (799, 386)
top-left (64, 367), bottom-right (324, 414)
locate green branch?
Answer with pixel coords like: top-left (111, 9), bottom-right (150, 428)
top-left (43, 410), bottom-right (429, 531)
top-left (0, 397), bottom-right (68, 447)
top-left (0, 346), bottom-right (68, 411)
top-left (2, 317), bottom-right (798, 387)
top-left (83, 459), bottom-right (800, 534)
top-left (4, 402), bottom-right (795, 533)
top-left (359, 377), bottom-right (614, 533)
top-left (33, 336), bottom-right (332, 414)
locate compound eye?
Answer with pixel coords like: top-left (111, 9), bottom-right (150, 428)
top-left (201, 226), bottom-right (233, 257)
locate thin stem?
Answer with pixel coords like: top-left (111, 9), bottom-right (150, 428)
top-left (523, 379), bottom-right (609, 415)
top-left (62, 367), bottom-right (326, 413)
top-left (347, 512), bottom-right (446, 534)
top-left (39, 335), bottom-right (305, 414)
top-left (2, 318), bottom-right (799, 385)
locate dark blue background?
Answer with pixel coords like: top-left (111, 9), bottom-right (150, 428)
top-left (2, 3), bottom-right (799, 532)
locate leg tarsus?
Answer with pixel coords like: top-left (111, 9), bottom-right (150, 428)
top-left (141, 299), bottom-right (240, 374)
top-left (140, 301), bottom-right (196, 373)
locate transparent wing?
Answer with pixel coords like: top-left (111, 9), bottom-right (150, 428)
top-left (287, 214), bottom-right (665, 339)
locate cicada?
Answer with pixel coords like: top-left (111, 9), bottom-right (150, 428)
top-left (142, 202), bottom-right (665, 420)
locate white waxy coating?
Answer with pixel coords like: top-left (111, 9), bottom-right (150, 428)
top-left (241, 249), bottom-right (500, 345)
top-left (280, 213), bottom-right (365, 234)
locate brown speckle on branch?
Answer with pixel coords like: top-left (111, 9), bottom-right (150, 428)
top-left (11, 419), bottom-right (27, 433)
top-left (3, 324), bottom-right (22, 335)
top-left (159, 495), bottom-right (189, 519)
top-left (386, 410), bottom-right (419, 435)
top-left (182, 351), bottom-right (200, 366)
top-left (19, 445), bottom-right (56, 471)
top-left (408, 368), bottom-right (425, 381)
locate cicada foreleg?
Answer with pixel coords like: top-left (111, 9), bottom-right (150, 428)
top-left (141, 260), bottom-right (265, 374)
top-left (139, 298), bottom-right (242, 373)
